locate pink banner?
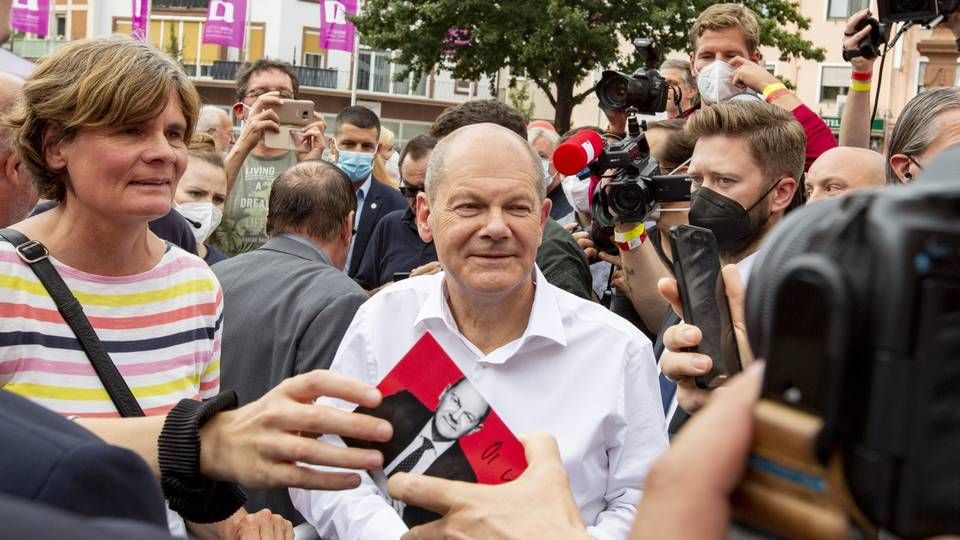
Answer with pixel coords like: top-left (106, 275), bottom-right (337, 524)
top-left (319, 0), bottom-right (357, 53)
top-left (202, 0), bottom-right (247, 49)
top-left (131, 0), bottom-right (149, 41)
top-left (11, 0), bottom-right (50, 37)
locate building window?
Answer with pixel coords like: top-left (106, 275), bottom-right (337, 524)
top-left (304, 52), bottom-right (323, 68)
top-left (55, 14), bottom-right (66, 38)
top-left (819, 65), bottom-right (852, 103)
top-left (827, 0), bottom-right (868, 19)
top-left (916, 60), bottom-right (960, 94)
top-left (357, 48), bottom-right (429, 97)
top-left (765, 63), bottom-right (777, 76)
top-left (454, 79), bottom-right (472, 95)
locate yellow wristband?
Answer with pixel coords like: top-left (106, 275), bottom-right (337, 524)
top-left (850, 80), bottom-right (872, 92)
top-left (614, 223), bottom-right (646, 242)
top-left (762, 82), bottom-right (787, 97)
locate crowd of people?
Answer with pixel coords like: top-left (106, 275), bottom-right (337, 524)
top-left (0, 2), bottom-right (958, 539)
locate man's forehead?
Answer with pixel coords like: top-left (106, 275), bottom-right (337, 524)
top-left (248, 69), bottom-right (293, 89)
top-left (695, 27), bottom-right (751, 55)
top-left (690, 135), bottom-right (759, 174)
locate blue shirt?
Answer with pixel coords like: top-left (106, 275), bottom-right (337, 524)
top-left (344, 175), bottom-right (372, 272)
top-left (353, 207), bottom-right (437, 289)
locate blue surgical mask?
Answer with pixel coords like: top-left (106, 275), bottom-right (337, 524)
top-left (337, 150), bottom-right (375, 183)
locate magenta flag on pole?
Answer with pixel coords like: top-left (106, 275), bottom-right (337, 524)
top-left (131, 0), bottom-right (149, 41)
top-left (11, 0), bottom-right (50, 37)
top-left (202, 0), bottom-right (247, 49)
top-left (319, 0), bottom-right (357, 53)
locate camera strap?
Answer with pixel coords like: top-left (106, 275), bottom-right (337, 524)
top-left (0, 228), bottom-right (145, 418)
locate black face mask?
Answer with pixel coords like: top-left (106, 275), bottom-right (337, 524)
top-left (688, 180), bottom-right (782, 254)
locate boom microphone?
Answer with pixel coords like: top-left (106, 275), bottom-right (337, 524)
top-left (552, 130), bottom-right (604, 176)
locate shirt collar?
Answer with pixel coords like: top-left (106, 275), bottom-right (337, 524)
top-left (413, 266), bottom-right (568, 360)
top-left (355, 175), bottom-right (373, 199)
top-left (416, 420), bottom-right (456, 455)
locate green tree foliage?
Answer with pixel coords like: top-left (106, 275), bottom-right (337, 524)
top-left (508, 83), bottom-right (536, 122)
top-left (352, 0), bottom-right (825, 133)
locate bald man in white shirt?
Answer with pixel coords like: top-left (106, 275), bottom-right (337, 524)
top-left (291, 123), bottom-right (668, 540)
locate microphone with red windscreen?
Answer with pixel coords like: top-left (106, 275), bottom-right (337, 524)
top-left (552, 130), bottom-right (604, 176)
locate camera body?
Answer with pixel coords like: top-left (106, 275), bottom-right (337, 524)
top-left (852, 17), bottom-right (889, 60)
top-left (742, 152), bottom-right (960, 538)
top-left (588, 110), bottom-right (691, 227)
top-left (595, 38), bottom-right (670, 114)
top-left (877, 0), bottom-right (960, 24)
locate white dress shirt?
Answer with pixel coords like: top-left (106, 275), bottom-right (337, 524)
top-left (290, 267), bottom-right (668, 540)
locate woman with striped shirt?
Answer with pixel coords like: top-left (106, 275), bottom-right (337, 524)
top-left (0, 37), bottom-right (282, 538)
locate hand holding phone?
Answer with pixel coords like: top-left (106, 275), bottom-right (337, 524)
top-left (669, 225), bottom-right (742, 389)
top-left (264, 99), bottom-right (315, 151)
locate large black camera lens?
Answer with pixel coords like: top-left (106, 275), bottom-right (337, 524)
top-left (596, 70), bottom-right (668, 114)
top-left (611, 184), bottom-right (646, 215)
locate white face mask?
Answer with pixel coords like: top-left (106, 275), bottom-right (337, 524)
top-left (385, 151), bottom-right (400, 179)
top-left (541, 159), bottom-right (553, 188)
top-left (175, 202), bottom-right (223, 244)
top-left (697, 61), bottom-right (743, 105)
top-left (561, 175), bottom-right (591, 215)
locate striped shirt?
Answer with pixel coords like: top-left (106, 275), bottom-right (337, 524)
top-left (0, 241), bottom-right (222, 417)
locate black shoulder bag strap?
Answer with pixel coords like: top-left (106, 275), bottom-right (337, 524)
top-left (0, 228), bottom-right (145, 417)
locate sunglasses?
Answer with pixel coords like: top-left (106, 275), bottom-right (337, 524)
top-left (399, 185), bottom-right (424, 197)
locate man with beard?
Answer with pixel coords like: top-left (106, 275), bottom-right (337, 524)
top-left (658, 100), bottom-right (803, 416)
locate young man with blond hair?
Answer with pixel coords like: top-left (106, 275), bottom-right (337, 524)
top-left (686, 3), bottom-right (835, 171)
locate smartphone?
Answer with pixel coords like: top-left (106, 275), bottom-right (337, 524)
top-left (668, 224), bottom-right (741, 389)
top-left (264, 99), bottom-right (314, 151)
top-left (392, 272), bottom-right (411, 282)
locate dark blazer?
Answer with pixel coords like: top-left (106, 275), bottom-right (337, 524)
top-left (348, 178), bottom-right (408, 277)
top-left (0, 494), bottom-right (177, 540)
top-left (345, 390), bottom-right (476, 528)
top-left (0, 389), bottom-right (167, 527)
top-left (213, 234), bottom-right (368, 523)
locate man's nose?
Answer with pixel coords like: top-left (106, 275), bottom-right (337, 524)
top-left (481, 208), bottom-right (510, 240)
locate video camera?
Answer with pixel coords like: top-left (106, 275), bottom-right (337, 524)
top-left (878, 0), bottom-right (960, 25)
top-left (589, 110), bottom-right (691, 228)
top-left (735, 149), bottom-right (960, 538)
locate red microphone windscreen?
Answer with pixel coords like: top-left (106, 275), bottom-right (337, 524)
top-left (552, 130), bottom-right (604, 176)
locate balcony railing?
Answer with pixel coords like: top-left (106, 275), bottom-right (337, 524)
top-left (210, 60), bottom-right (339, 90)
top-left (10, 38), bottom-right (69, 59)
top-left (206, 61), bottom-right (492, 103)
top-left (152, 0), bottom-right (207, 9)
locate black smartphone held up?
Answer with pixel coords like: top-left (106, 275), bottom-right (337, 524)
top-left (668, 224), bottom-right (741, 389)
top-left (392, 272), bottom-right (411, 282)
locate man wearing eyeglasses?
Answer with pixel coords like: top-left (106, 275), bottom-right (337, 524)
top-left (354, 134), bottom-right (440, 291)
top-left (219, 59), bottom-right (327, 255)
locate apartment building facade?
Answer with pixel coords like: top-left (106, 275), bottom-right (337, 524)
top-left (10, 0), bottom-right (493, 145)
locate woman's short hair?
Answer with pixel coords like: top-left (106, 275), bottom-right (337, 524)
top-left (885, 87), bottom-right (960, 184)
top-left (528, 127), bottom-right (560, 148)
top-left (4, 35), bottom-right (201, 202)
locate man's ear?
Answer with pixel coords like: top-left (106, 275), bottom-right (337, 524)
top-left (689, 51), bottom-right (698, 77)
top-left (889, 153), bottom-right (913, 184)
top-left (750, 50), bottom-right (763, 65)
top-left (232, 102), bottom-right (246, 121)
top-left (770, 176), bottom-right (798, 214)
top-left (416, 192), bottom-right (433, 243)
